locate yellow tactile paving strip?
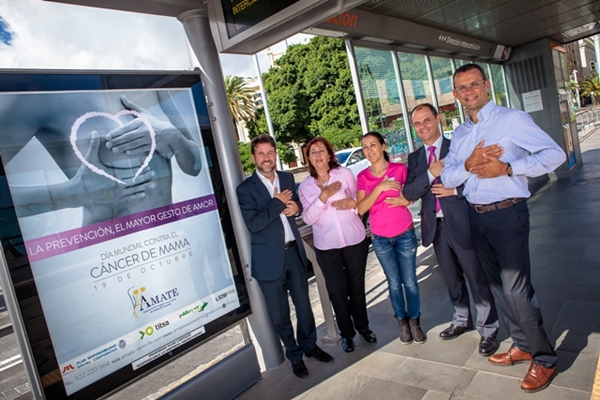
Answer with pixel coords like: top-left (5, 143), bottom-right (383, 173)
top-left (592, 354), bottom-right (600, 400)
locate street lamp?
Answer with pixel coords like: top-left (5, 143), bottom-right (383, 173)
top-left (573, 69), bottom-right (581, 109)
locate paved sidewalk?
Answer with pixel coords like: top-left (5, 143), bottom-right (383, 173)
top-left (236, 129), bottom-right (600, 400)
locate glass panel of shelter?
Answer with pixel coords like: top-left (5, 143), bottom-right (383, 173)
top-left (430, 56), bottom-right (460, 139)
top-left (354, 46), bottom-right (505, 158)
top-left (490, 64), bottom-right (508, 107)
top-left (355, 47), bottom-right (410, 163)
top-left (397, 52), bottom-right (436, 153)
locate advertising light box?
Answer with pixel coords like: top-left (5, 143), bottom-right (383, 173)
top-left (0, 71), bottom-right (250, 399)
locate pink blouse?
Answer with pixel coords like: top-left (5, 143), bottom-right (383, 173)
top-left (357, 162), bottom-right (413, 238)
top-left (299, 167), bottom-right (366, 251)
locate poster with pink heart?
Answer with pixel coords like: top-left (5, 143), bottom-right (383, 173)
top-left (0, 88), bottom-right (239, 394)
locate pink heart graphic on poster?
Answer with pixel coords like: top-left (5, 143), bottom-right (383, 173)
top-left (70, 110), bottom-right (157, 185)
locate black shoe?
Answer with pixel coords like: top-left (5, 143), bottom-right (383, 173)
top-left (479, 336), bottom-right (499, 357)
top-left (304, 345), bottom-right (333, 363)
top-left (291, 360), bottom-right (308, 379)
top-left (342, 337), bottom-right (355, 352)
top-left (439, 324), bottom-right (473, 340)
top-left (360, 329), bottom-right (377, 343)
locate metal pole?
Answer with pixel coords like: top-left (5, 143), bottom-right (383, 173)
top-left (594, 34), bottom-right (600, 77)
top-left (253, 54), bottom-right (282, 170)
top-left (344, 38), bottom-right (370, 134)
top-left (178, 8), bottom-right (284, 369)
top-left (573, 69), bottom-right (581, 109)
top-left (450, 58), bottom-right (465, 123)
top-left (425, 55), bottom-right (439, 110)
top-left (500, 63), bottom-right (511, 108)
top-left (0, 253), bottom-right (44, 399)
top-left (425, 54), bottom-right (443, 139)
top-left (301, 238), bottom-right (340, 344)
top-left (487, 64), bottom-right (496, 104)
top-left (391, 49), bottom-right (414, 153)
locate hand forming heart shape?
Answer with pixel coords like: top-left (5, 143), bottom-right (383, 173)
top-left (70, 110), bottom-right (157, 185)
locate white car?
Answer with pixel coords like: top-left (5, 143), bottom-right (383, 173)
top-left (335, 147), bottom-right (370, 177)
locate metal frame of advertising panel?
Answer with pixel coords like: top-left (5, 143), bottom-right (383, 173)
top-left (0, 70), bottom-right (251, 400)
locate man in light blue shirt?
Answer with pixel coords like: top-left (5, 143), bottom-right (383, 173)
top-left (441, 64), bottom-right (565, 394)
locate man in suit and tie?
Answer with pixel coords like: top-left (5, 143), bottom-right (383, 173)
top-left (403, 104), bottom-right (500, 357)
top-left (236, 134), bottom-right (333, 379)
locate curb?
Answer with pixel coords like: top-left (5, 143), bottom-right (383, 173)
top-left (0, 323), bottom-right (13, 338)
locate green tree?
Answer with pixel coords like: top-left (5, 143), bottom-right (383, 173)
top-left (580, 71), bottom-right (600, 105)
top-left (249, 37), bottom-right (360, 150)
top-left (225, 75), bottom-right (257, 140)
top-left (322, 126), bottom-right (363, 150)
top-left (237, 141), bottom-right (255, 175)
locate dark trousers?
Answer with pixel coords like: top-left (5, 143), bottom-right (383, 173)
top-left (256, 242), bottom-right (317, 362)
top-left (315, 238), bottom-right (370, 338)
top-left (433, 219), bottom-right (499, 338)
top-left (469, 201), bottom-right (557, 367)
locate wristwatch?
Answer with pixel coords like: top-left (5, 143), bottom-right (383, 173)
top-left (506, 163), bottom-right (513, 177)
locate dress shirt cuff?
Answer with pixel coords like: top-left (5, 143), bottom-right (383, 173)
top-left (453, 163), bottom-right (472, 186)
top-left (315, 196), bottom-right (328, 207)
top-left (510, 158), bottom-right (526, 176)
top-left (427, 170), bottom-right (435, 184)
top-left (453, 188), bottom-right (458, 196)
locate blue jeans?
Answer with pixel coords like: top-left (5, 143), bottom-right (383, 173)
top-left (371, 228), bottom-right (420, 319)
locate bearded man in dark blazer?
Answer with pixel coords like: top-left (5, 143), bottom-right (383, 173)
top-left (236, 134), bottom-right (332, 379)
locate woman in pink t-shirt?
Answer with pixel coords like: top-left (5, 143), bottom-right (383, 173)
top-left (299, 138), bottom-right (375, 353)
top-left (356, 132), bottom-right (424, 345)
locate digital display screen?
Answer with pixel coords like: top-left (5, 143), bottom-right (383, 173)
top-left (221, 0), bottom-right (299, 38)
top-left (0, 71), bottom-right (250, 399)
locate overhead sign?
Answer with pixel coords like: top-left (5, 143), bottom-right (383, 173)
top-left (222, 0), bottom-right (299, 38)
top-left (310, 8), bottom-right (508, 60)
top-left (207, 0), bottom-right (367, 54)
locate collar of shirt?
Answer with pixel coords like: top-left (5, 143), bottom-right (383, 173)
top-left (465, 100), bottom-right (496, 126)
top-left (256, 170), bottom-right (296, 243)
top-left (256, 170), bottom-right (279, 193)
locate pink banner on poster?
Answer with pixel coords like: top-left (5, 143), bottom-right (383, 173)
top-left (24, 195), bottom-right (217, 262)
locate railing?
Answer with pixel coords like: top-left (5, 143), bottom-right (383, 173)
top-left (576, 107), bottom-right (600, 137)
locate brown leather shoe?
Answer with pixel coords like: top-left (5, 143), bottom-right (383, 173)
top-left (521, 363), bottom-right (557, 393)
top-left (488, 346), bottom-right (532, 365)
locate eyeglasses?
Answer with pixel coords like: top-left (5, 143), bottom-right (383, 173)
top-left (455, 80), bottom-right (487, 94)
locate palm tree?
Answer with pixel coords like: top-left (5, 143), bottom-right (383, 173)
top-left (224, 75), bottom-right (257, 141)
top-left (580, 71), bottom-right (600, 105)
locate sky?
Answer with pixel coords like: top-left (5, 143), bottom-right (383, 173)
top-left (0, 0), bottom-right (312, 78)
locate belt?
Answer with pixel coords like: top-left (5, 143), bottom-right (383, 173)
top-left (436, 217), bottom-right (445, 222)
top-left (284, 240), bottom-right (296, 250)
top-left (469, 198), bottom-right (526, 213)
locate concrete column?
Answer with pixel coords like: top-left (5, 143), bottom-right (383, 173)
top-left (177, 8), bottom-right (284, 369)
